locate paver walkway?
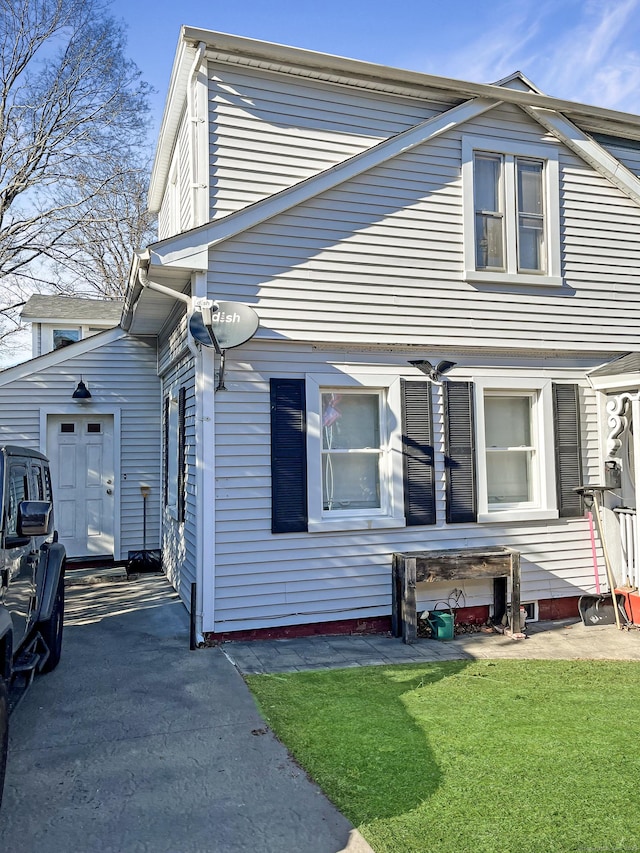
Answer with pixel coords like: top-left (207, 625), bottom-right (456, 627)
top-left (222, 617), bottom-right (640, 674)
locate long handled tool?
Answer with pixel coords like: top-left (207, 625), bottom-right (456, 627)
top-left (591, 490), bottom-right (622, 630)
top-left (587, 507), bottom-right (602, 595)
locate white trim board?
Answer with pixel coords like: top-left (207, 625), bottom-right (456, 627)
top-left (149, 96), bottom-right (501, 270)
top-left (0, 327), bottom-right (126, 387)
top-left (523, 106), bottom-right (640, 207)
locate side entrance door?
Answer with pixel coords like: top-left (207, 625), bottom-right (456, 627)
top-left (47, 414), bottom-right (115, 558)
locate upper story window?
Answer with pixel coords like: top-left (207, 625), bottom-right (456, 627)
top-left (463, 135), bottom-right (562, 287)
top-left (53, 329), bottom-right (80, 349)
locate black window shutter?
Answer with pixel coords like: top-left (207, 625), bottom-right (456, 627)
top-left (270, 378), bottom-right (308, 533)
top-left (401, 380), bottom-right (436, 525)
top-left (177, 386), bottom-right (186, 523)
top-left (444, 381), bottom-right (477, 523)
top-left (553, 383), bottom-right (583, 518)
top-left (163, 396), bottom-right (169, 507)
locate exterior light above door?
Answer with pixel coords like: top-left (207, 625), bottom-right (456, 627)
top-left (72, 378), bottom-right (91, 400)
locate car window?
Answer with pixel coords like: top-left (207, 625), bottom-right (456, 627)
top-left (30, 463), bottom-right (47, 500)
top-left (6, 464), bottom-right (28, 537)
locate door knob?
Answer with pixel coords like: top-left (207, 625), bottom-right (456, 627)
top-left (106, 488), bottom-right (113, 495)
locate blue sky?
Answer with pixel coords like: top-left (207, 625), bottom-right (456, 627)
top-left (110, 0), bottom-right (640, 134)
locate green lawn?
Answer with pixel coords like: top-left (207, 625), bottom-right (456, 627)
top-left (247, 660), bottom-right (640, 853)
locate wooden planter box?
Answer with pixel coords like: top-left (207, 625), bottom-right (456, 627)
top-left (391, 546), bottom-right (522, 644)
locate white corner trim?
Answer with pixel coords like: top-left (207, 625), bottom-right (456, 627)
top-left (0, 327), bottom-right (126, 387)
top-left (150, 96), bottom-right (501, 268)
top-left (524, 106), bottom-right (640, 208)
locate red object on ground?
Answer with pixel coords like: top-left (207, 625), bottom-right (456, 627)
top-left (615, 588), bottom-right (640, 625)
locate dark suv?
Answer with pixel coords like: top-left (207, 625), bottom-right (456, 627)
top-left (0, 446), bottom-right (66, 806)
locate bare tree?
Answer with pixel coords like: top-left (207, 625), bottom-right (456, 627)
top-left (0, 0), bottom-right (155, 348)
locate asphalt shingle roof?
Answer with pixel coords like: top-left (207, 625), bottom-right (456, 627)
top-left (20, 294), bottom-right (123, 324)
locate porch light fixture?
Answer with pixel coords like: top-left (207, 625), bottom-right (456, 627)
top-left (72, 378), bottom-right (91, 400)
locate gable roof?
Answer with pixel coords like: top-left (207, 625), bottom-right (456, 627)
top-left (144, 98), bottom-right (640, 276)
top-left (146, 94), bottom-right (501, 271)
top-left (150, 28), bottom-right (640, 213)
top-left (21, 295), bottom-right (124, 325)
top-left (0, 327), bottom-right (126, 387)
top-left (128, 29), bottom-right (640, 332)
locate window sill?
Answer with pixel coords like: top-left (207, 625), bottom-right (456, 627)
top-left (465, 270), bottom-right (563, 288)
top-left (478, 508), bottom-right (559, 524)
top-left (308, 516), bottom-right (406, 534)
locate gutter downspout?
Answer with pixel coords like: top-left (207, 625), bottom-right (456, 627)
top-left (137, 267), bottom-right (214, 644)
top-left (187, 41), bottom-right (207, 229)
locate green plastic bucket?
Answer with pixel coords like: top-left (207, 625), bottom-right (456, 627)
top-left (427, 609), bottom-right (455, 641)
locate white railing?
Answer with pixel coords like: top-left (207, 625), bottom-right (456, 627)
top-left (614, 507), bottom-right (639, 588)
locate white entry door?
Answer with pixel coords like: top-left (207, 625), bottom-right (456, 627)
top-left (47, 414), bottom-right (115, 558)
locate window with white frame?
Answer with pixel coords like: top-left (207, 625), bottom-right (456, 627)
top-left (321, 391), bottom-right (383, 513)
top-left (305, 375), bottom-right (405, 532)
top-left (463, 135), bottom-right (562, 287)
top-left (474, 379), bottom-right (558, 523)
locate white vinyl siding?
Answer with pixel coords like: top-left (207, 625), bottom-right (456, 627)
top-left (207, 62), bottom-right (454, 220)
top-left (206, 339), bottom-right (601, 634)
top-left (208, 104), bottom-right (640, 352)
top-left (160, 348), bottom-right (197, 609)
top-left (0, 333), bottom-right (161, 561)
top-left (157, 108), bottom-right (191, 240)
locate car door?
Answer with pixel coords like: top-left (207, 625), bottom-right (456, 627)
top-left (3, 459), bottom-right (36, 652)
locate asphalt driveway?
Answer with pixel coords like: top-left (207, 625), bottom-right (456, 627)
top-left (0, 574), bottom-right (371, 853)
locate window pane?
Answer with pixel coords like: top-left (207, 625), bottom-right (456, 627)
top-left (322, 393), bottom-right (379, 450)
top-left (53, 329), bottom-right (80, 350)
top-left (517, 160), bottom-right (543, 214)
top-left (474, 154), bottom-right (504, 270)
top-left (323, 453), bottom-right (381, 510)
top-left (518, 215), bottom-right (545, 271)
top-left (517, 159), bottom-right (545, 272)
top-left (475, 213), bottom-right (504, 269)
top-left (486, 450), bottom-right (532, 504)
top-left (485, 396), bottom-right (531, 447)
top-left (475, 154), bottom-right (502, 211)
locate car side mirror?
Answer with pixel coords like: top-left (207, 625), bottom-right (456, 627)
top-left (17, 501), bottom-right (53, 537)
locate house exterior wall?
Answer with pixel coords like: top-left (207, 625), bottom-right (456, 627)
top-left (157, 106), bottom-right (191, 240)
top-left (207, 62), bottom-right (457, 220)
top-left (206, 102), bottom-right (640, 353)
top-left (205, 340), bottom-right (602, 634)
top-left (0, 333), bottom-right (161, 560)
top-left (159, 304), bottom-right (198, 608)
top-left (147, 44), bottom-right (640, 636)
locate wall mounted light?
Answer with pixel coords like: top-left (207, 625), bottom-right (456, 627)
top-left (72, 378), bottom-right (92, 400)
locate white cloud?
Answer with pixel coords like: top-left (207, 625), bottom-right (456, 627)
top-left (415, 0), bottom-right (640, 112)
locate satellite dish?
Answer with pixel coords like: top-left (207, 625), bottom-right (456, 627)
top-left (189, 301), bottom-right (259, 350)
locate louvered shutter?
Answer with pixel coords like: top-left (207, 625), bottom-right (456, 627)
top-left (401, 380), bottom-right (436, 525)
top-left (177, 386), bottom-right (186, 523)
top-left (270, 378), bottom-right (308, 533)
top-left (163, 396), bottom-right (169, 507)
top-left (553, 383), bottom-right (583, 517)
top-left (444, 381), bottom-right (477, 523)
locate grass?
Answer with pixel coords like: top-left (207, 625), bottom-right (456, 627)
top-left (247, 660), bottom-right (640, 853)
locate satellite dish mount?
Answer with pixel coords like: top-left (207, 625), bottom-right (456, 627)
top-left (189, 298), bottom-right (260, 392)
